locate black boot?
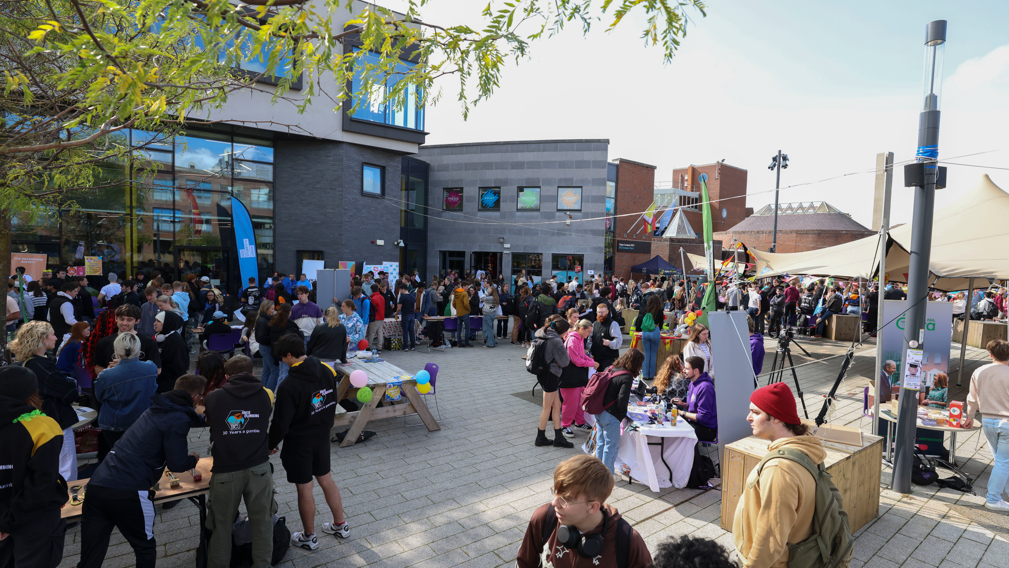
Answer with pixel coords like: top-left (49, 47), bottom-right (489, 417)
top-left (553, 432), bottom-right (574, 448)
top-left (535, 429), bottom-right (552, 447)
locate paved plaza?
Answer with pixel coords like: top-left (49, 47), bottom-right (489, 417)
top-left (59, 334), bottom-right (1009, 568)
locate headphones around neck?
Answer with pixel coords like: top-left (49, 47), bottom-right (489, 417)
top-left (557, 509), bottom-right (608, 559)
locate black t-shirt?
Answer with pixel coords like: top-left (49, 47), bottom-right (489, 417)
top-left (241, 286), bottom-right (262, 307)
top-left (95, 331), bottom-right (163, 371)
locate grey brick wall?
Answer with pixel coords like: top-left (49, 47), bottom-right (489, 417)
top-left (274, 140), bottom-right (403, 275)
top-left (418, 140), bottom-right (608, 285)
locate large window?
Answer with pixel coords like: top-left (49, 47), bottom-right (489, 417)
top-left (443, 188), bottom-right (463, 211)
top-left (362, 164), bottom-right (384, 196)
top-left (518, 187), bottom-right (541, 211)
top-left (557, 186), bottom-right (583, 211)
top-left (479, 187), bottom-right (501, 211)
top-left (551, 254), bottom-right (584, 283)
top-left (512, 253), bottom-right (543, 285)
top-left (350, 49), bottom-right (425, 131)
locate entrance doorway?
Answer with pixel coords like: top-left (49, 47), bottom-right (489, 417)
top-left (175, 246), bottom-right (233, 295)
top-left (471, 252), bottom-right (502, 279)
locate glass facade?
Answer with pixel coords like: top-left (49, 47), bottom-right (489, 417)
top-left (11, 129), bottom-right (276, 295)
top-left (363, 164), bottom-right (384, 196)
top-left (350, 49), bottom-right (425, 131)
top-left (511, 253), bottom-right (543, 285)
top-left (400, 157), bottom-right (429, 278)
top-left (604, 163), bottom-right (618, 275)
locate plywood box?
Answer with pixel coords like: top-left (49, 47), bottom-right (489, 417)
top-left (720, 434), bottom-right (883, 533)
top-left (953, 319), bottom-right (1007, 349)
top-left (824, 314), bottom-right (859, 342)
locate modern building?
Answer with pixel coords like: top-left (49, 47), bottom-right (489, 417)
top-left (416, 140), bottom-right (609, 285)
top-left (714, 201), bottom-right (875, 253)
top-left (10, 5), bottom-right (428, 295)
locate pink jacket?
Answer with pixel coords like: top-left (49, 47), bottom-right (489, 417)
top-left (564, 331), bottom-right (595, 368)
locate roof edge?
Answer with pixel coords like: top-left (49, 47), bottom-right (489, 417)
top-left (672, 162), bottom-right (748, 172)
top-left (420, 139), bottom-right (609, 149)
top-left (612, 158), bottom-right (657, 169)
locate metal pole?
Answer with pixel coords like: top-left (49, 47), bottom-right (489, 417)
top-left (771, 150), bottom-right (781, 253)
top-left (872, 152), bottom-right (894, 436)
top-left (893, 20), bottom-right (946, 495)
top-left (956, 277), bottom-right (974, 386)
top-left (679, 247), bottom-right (688, 284)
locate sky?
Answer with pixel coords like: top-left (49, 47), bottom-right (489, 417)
top-left (388, 0), bottom-right (1009, 229)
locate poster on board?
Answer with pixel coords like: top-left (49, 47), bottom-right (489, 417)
top-left (85, 257), bottom-right (103, 276)
top-left (339, 261), bottom-right (356, 274)
top-left (301, 260), bottom-right (325, 281)
top-left (881, 300), bottom-right (953, 385)
top-left (10, 253), bottom-right (47, 282)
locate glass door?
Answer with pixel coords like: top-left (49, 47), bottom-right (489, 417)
top-left (175, 247), bottom-right (233, 295)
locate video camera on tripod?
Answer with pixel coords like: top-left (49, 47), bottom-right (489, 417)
top-left (765, 326), bottom-right (811, 420)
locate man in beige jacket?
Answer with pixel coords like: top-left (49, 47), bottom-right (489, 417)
top-left (733, 383), bottom-right (826, 568)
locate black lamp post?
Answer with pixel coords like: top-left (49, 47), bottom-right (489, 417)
top-left (767, 151), bottom-right (789, 253)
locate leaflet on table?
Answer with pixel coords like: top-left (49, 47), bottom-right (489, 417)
top-left (75, 406), bottom-right (95, 422)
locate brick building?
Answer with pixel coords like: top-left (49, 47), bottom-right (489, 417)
top-left (714, 201), bottom-right (875, 254)
top-left (612, 161), bottom-right (746, 280)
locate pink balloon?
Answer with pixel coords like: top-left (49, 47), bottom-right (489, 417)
top-left (349, 370), bottom-right (368, 388)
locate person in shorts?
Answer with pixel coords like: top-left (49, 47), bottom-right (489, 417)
top-left (533, 315), bottom-right (572, 448)
top-left (267, 333), bottom-right (349, 550)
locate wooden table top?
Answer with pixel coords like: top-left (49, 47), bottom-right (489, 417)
top-left (331, 358), bottom-right (417, 385)
top-left (62, 457), bottom-right (214, 519)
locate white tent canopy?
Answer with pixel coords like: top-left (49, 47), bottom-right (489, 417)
top-left (750, 175), bottom-right (1009, 291)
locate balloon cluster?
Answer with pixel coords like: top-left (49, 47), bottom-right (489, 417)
top-left (684, 309), bottom-right (703, 326)
top-left (347, 367), bottom-right (434, 403)
top-left (415, 370), bottom-right (431, 394)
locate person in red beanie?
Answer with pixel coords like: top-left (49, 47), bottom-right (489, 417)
top-left (731, 383), bottom-right (828, 568)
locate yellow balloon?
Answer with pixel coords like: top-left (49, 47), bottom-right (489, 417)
top-left (417, 382), bottom-right (431, 394)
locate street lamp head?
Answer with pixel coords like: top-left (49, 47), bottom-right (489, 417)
top-left (922, 20), bottom-right (947, 112)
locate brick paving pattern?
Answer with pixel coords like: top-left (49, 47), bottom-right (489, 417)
top-left (58, 332), bottom-right (1009, 567)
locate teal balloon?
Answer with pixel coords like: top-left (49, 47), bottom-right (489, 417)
top-left (415, 370), bottom-right (430, 385)
top-left (357, 386), bottom-right (373, 403)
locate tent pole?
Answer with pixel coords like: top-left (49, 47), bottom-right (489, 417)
top-left (871, 152), bottom-right (893, 436)
top-left (957, 277), bottom-right (974, 387)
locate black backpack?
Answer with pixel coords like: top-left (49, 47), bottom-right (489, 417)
top-left (912, 451), bottom-right (938, 486)
top-left (541, 505), bottom-right (632, 568)
top-left (686, 449), bottom-right (717, 489)
top-left (196, 515), bottom-right (291, 567)
top-left (526, 337), bottom-right (549, 375)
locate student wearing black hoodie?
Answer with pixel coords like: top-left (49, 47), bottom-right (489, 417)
top-left (154, 310), bottom-right (190, 393)
top-left (0, 366), bottom-right (69, 568)
top-left (204, 356), bottom-right (277, 568)
top-left (78, 375), bottom-right (206, 568)
top-left (267, 334), bottom-right (348, 551)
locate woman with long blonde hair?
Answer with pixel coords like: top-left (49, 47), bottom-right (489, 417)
top-left (682, 323), bottom-right (713, 378)
top-left (11, 321), bottom-right (81, 481)
top-left (306, 306), bottom-right (348, 363)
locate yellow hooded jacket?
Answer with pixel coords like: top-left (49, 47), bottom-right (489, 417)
top-left (732, 434), bottom-right (827, 568)
top-left (452, 288), bottom-right (471, 317)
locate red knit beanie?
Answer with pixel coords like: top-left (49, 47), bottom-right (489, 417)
top-left (750, 383), bottom-right (802, 425)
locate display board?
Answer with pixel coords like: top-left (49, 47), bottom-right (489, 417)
top-left (10, 253), bottom-right (47, 281)
top-left (302, 259), bottom-right (326, 281)
top-left (880, 300), bottom-right (953, 386)
top-left (316, 269), bottom-right (351, 311)
top-left (707, 311), bottom-right (757, 462)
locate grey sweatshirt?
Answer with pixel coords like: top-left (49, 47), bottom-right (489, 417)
top-left (535, 327), bottom-right (570, 377)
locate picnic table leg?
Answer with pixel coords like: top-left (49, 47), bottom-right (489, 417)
top-left (401, 383), bottom-right (441, 432)
top-left (341, 385), bottom-right (386, 447)
top-left (336, 373), bottom-right (352, 403)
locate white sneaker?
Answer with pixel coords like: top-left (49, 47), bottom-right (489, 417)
top-left (322, 521), bottom-right (350, 538)
top-left (562, 427), bottom-right (574, 438)
top-left (291, 532), bottom-right (319, 550)
top-left (984, 499), bottom-right (1009, 512)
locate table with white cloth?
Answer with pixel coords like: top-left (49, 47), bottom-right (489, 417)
top-left (614, 419), bottom-right (698, 492)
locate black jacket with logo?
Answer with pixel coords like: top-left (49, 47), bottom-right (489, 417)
top-left (205, 372), bottom-right (274, 474)
top-left (267, 356), bottom-right (338, 449)
top-left (0, 397), bottom-right (68, 535)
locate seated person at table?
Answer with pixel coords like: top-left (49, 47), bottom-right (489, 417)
top-left (672, 356), bottom-right (717, 442)
top-left (78, 374), bottom-right (206, 568)
top-left (515, 454), bottom-right (653, 568)
top-left (198, 311), bottom-right (233, 346)
top-left (654, 355), bottom-right (688, 401)
top-left (922, 372), bottom-right (949, 407)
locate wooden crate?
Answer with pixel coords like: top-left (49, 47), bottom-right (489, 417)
top-left (953, 320), bottom-right (1007, 348)
top-left (824, 314), bottom-right (859, 342)
top-left (720, 434), bottom-right (883, 533)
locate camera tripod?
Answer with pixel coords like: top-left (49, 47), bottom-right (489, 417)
top-left (765, 329), bottom-right (810, 419)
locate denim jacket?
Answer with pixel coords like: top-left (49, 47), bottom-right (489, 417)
top-left (94, 357), bottom-right (159, 431)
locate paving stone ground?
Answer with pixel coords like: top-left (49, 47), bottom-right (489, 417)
top-left (59, 330), bottom-right (1009, 567)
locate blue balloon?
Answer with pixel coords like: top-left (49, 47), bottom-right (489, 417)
top-left (415, 370), bottom-right (430, 385)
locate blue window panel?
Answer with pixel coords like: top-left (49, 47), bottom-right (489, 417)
top-left (350, 49), bottom-right (424, 131)
top-left (362, 164), bottom-right (383, 195)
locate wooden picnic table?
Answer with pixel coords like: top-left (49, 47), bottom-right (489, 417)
top-left (330, 358), bottom-right (440, 446)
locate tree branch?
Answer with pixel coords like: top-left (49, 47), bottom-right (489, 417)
top-left (0, 118), bottom-right (136, 155)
